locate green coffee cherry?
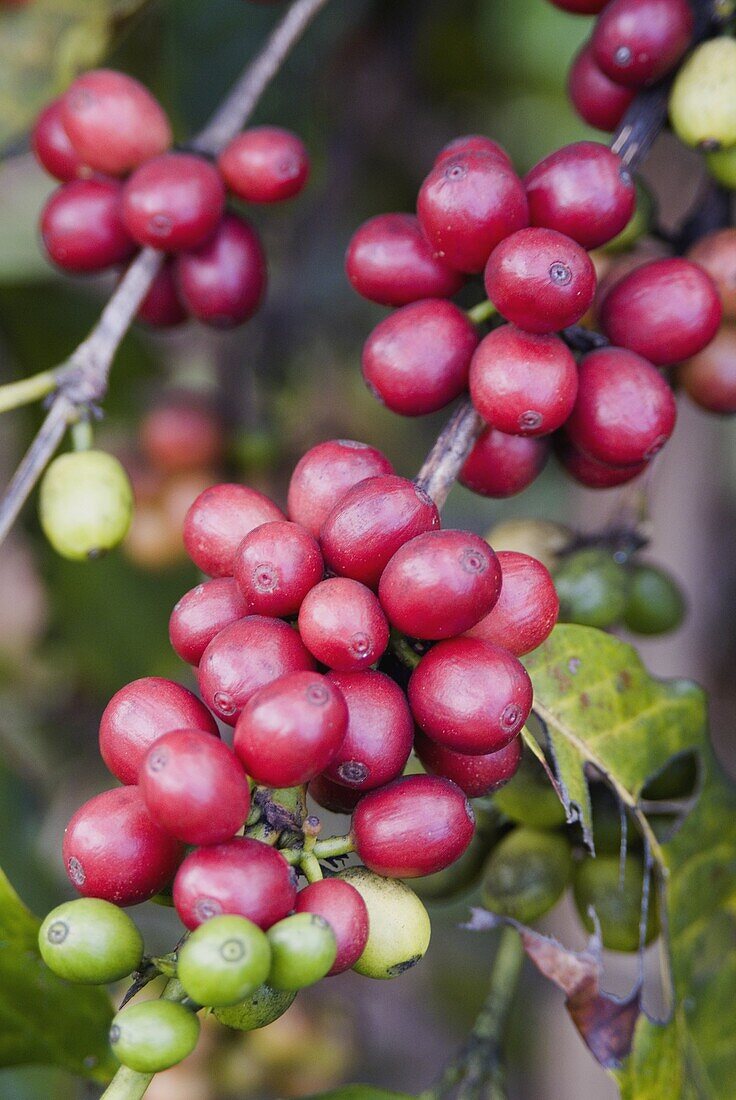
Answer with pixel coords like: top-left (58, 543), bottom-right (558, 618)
top-left (481, 828), bottom-right (573, 924)
top-left (573, 855), bottom-right (659, 952)
top-left (39, 450), bottom-right (133, 561)
top-left (177, 915), bottom-right (272, 1008)
top-left (670, 38), bottom-right (736, 149)
top-left (38, 898), bottom-right (143, 985)
top-left (266, 913), bottom-right (337, 991)
top-left (492, 750), bottom-right (566, 830)
top-left (214, 984), bottom-right (296, 1031)
top-left (705, 145), bottom-right (736, 190)
top-left (486, 518), bottom-right (572, 573)
top-left (340, 866), bottom-right (431, 979)
top-left (414, 808), bottom-right (500, 902)
top-left (109, 1000), bottom-right (200, 1073)
top-left (623, 563), bottom-right (685, 636)
top-left (554, 548), bottom-right (629, 629)
top-left (602, 181), bottom-right (655, 254)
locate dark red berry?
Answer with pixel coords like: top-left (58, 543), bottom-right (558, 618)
top-left (63, 786), bottom-right (183, 906)
top-left (600, 258), bottom-right (722, 366)
top-left (678, 327), bottom-right (736, 414)
top-left (122, 153), bottom-right (225, 251)
top-left (183, 483), bottom-right (285, 577)
top-left (173, 837), bottom-right (297, 930)
top-left (459, 427), bottom-right (549, 498)
top-left (549, 0), bottom-right (608, 10)
top-left (414, 731), bottom-right (522, 798)
top-left (295, 879), bottom-right (369, 975)
top-left (592, 0), bottom-right (693, 87)
top-left (32, 98), bottom-right (87, 182)
top-left (351, 774), bottom-right (475, 878)
top-left (555, 436), bottom-right (648, 488)
top-left (469, 325), bottom-right (578, 436)
top-left (320, 475), bottom-right (440, 590)
top-left (417, 151), bottom-right (529, 274)
top-left (175, 213), bottom-right (266, 328)
top-left (434, 135), bottom-right (512, 167)
top-left (287, 440), bottom-right (394, 538)
top-left (141, 399), bottom-right (222, 474)
top-left (362, 299), bottom-right (478, 416)
top-left (298, 577), bottom-right (389, 670)
top-left (169, 578), bottom-right (248, 666)
top-left (140, 729), bottom-right (251, 846)
top-left (345, 213), bottom-right (464, 306)
top-left (41, 178), bottom-right (135, 273)
top-left (568, 44), bottom-right (635, 132)
top-left (136, 261), bottom-right (188, 327)
top-left (308, 773), bottom-right (364, 815)
top-left (484, 227), bottom-right (596, 334)
top-left (233, 520), bottom-right (323, 618)
top-left (323, 670), bottom-right (414, 791)
top-left (408, 637), bottom-right (533, 754)
top-left (217, 127), bottom-right (309, 203)
top-left (465, 550), bottom-right (559, 656)
top-left (99, 677), bottom-right (218, 785)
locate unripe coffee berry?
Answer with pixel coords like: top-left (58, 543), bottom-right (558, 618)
top-left (39, 450), bottom-right (133, 561)
top-left (340, 867), bottom-right (431, 979)
top-left (109, 1000), bottom-right (199, 1073)
top-left (481, 827), bottom-right (573, 924)
top-left (214, 984), bottom-right (296, 1031)
top-left (39, 898), bottom-right (143, 984)
top-left (266, 913), bottom-right (337, 990)
top-left (177, 915), bottom-right (272, 1007)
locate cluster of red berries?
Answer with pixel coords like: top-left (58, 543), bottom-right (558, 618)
top-left (32, 69), bottom-right (309, 327)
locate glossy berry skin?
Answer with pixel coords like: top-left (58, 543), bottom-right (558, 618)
top-left (177, 914), bottom-right (272, 1008)
top-left (295, 878), bottom-right (369, 975)
top-left (32, 98), bottom-right (87, 181)
top-left (524, 143), bottom-right (635, 250)
top-left (417, 151), bottom-right (529, 274)
top-left (466, 551), bottom-right (559, 656)
top-left (592, 0), bottom-right (693, 87)
top-left (173, 836), bottom-right (297, 930)
top-left (40, 178), bottom-right (134, 273)
top-left (267, 913), bottom-right (337, 990)
top-left (233, 520), bottom-right (323, 617)
top-left (137, 261), bottom-right (188, 327)
top-left (460, 427), bottom-right (549, 498)
top-left (678, 326), bottom-right (736, 414)
top-left (38, 898), bottom-right (144, 984)
top-left (61, 69), bottom-right (172, 176)
top-left (352, 774), bottom-right (475, 878)
top-left (408, 637), bottom-right (533, 755)
top-left (183, 482), bottom-right (285, 577)
top-left (556, 437), bottom-right (648, 488)
top-left (198, 616), bottom-right (315, 724)
top-left (169, 578), bottom-right (248, 666)
top-left (568, 45), bottom-right (635, 133)
top-left (600, 258), bottom-right (723, 366)
top-left (99, 677), bottom-right (218, 785)
top-left (122, 153), bottom-right (226, 251)
top-left (323, 670), bottom-right (414, 791)
top-left (233, 671), bottom-right (348, 787)
top-left (298, 577), bottom-right (389, 670)
top-left (565, 348), bottom-right (676, 467)
top-left (434, 135), bottom-right (511, 166)
top-left (175, 213), bottom-right (267, 328)
top-left (345, 214), bottom-right (464, 306)
top-left (109, 1001), bottom-right (199, 1073)
top-left (287, 440), bottom-right (394, 538)
top-left (484, 227), bottom-right (596, 334)
top-left (362, 299), bottom-right (478, 416)
top-left (414, 731), bottom-right (522, 798)
top-left (309, 772), bottom-right (364, 814)
top-left (320, 475), bottom-right (440, 590)
top-left (341, 867), bottom-right (431, 979)
top-left (140, 729), bottom-right (251, 846)
top-left (218, 127), bottom-right (309, 203)
top-left (469, 325), bottom-right (577, 436)
top-left (687, 229), bottom-right (736, 322)
top-left (63, 786), bottom-right (183, 906)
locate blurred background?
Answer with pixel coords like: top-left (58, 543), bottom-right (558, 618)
top-left (0, 0), bottom-right (733, 1097)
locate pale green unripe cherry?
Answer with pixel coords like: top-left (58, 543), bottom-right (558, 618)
top-left (214, 984), bottom-right (296, 1031)
top-left (706, 146), bottom-right (736, 190)
top-left (669, 39), bottom-right (736, 149)
top-left (38, 898), bottom-right (143, 984)
top-left (340, 866), bottom-right (431, 980)
top-left (39, 450), bottom-right (133, 561)
top-left (266, 913), bottom-right (337, 991)
top-left (177, 915), bottom-right (272, 1008)
top-left (109, 1000), bottom-right (200, 1073)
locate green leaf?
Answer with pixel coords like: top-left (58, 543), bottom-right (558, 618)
top-left (0, 867), bottom-right (116, 1082)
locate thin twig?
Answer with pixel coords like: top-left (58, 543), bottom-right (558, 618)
top-left (415, 400), bottom-right (485, 509)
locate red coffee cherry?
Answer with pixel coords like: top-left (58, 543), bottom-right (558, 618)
top-left (379, 530), bottom-right (502, 640)
top-left (320, 475), bottom-right (440, 589)
top-left (565, 347), bottom-right (676, 467)
top-left (408, 637), bottom-right (533, 754)
top-left (567, 44), bottom-right (635, 133)
top-left (434, 134), bottom-right (512, 167)
top-left (687, 229), bottom-right (736, 322)
top-left (140, 729), bottom-right (250, 846)
top-left (233, 521), bottom-right (323, 618)
top-left (169, 578), bottom-right (248, 666)
top-left (484, 227), bottom-right (596, 334)
top-left (32, 98), bottom-right (87, 182)
top-left (198, 616), bottom-right (315, 724)
top-left (465, 550), bottom-right (559, 656)
top-left (678, 326), bottom-right (736, 414)
top-left (298, 577), bottom-right (389, 670)
top-left (141, 399), bottom-right (222, 474)
top-left (524, 142), bottom-right (635, 250)
top-left (234, 671), bottom-right (348, 787)
top-left (309, 772), bottom-right (364, 815)
top-left (323, 670), bottom-right (414, 791)
top-left (351, 774), bottom-right (475, 878)
top-left (600, 258), bottom-right (723, 366)
top-left (362, 299), bottom-right (478, 416)
top-left (99, 677), bottom-right (218, 785)
top-left (460, 427), bottom-right (549, 498)
top-left (287, 439), bottom-right (394, 538)
top-left (345, 213), bottom-right (464, 306)
top-left (183, 483), bottom-right (285, 577)
top-left (61, 69), bottom-right (172, 176)
top-left (218, 127), bottom-right (309, 203)
top-left (173, 837), bottom-right (297, 930)
top-left (63, 786), bottom-right (183, 906)
top-left (40, 178), bottom-right (135, 273)
top-left (295, 879), bottom-right (369, 974)
top-left (175, 213), bottom-right (267, 328)
top-left (592, 0), bottom-right (693, 87)
top-left (122, 153), bottom-right (226, 251)
top-left (414, 731), bottom-right (522, 798)
top-left (136, 261), bottom-right (188, 327)
top-left (417, 151), bottom-right (529, 274)
top-left (549, 0), bottom-right (608, 11)
top-left (555, 436), bottom-right (648, 488)
top-left (469, 325), bottom-right (578, 436)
